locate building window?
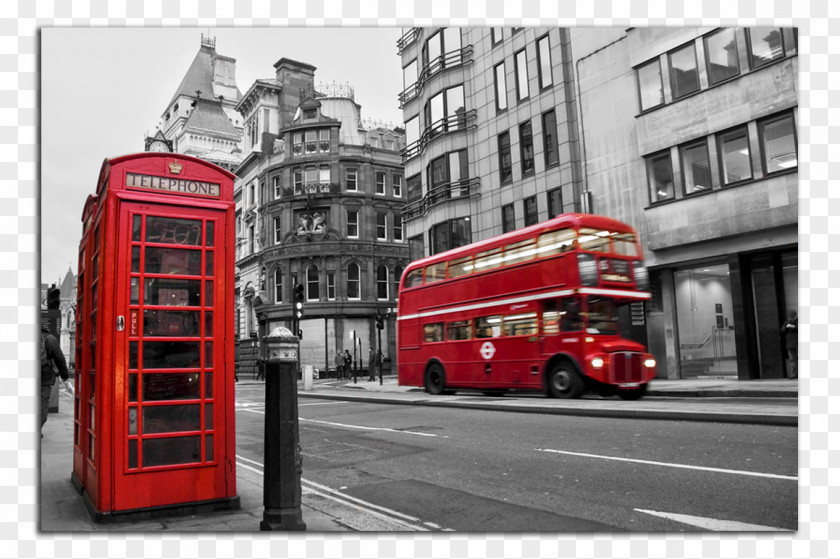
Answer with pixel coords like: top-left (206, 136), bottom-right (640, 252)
top-left (747, 27), bottom-right (785, 69)
top-left (669, 43), bottom-right (700, 100)
top-left (491, 27), bottom-right (506, 45)
top-left (319, 129), bottom-right (330, 152)
top-left (409, 235), bottom-right (424, 262)
top-left (547, 187), bottom-right (563, 218)
top-left (515, 48), bottom-right (529, 101)
top-left (376, 212), bottom-right (387, 240)
top-left (524, 196), bottom-right (538, 226)
top-left (319, 165), bottom-right (331, 188)
top-left (431, 217), bottom-right (472, 255)
top-left (717, 126), bottom-right (752, 185)
top-left (407, 174), bottom-right (422, 203)
top-left (759, 112), bottom-right (797, 174)
top-left (502, 204), bottom-right (515, 233)
top-left (425, 84), bottom-right (466, 135)
top-left (647, 151), bottom-right (674, 203)
top-left (405, 115), bottom-right (420, 151)
top-left (273, 176), bottom-right (281, 199)
top-left (249, 183), bottom-right (256, 206)
top-left (424, 27), bottom-right (462, 70)
top-left (681, 140), bottom-right (712, 195)
top-left (274, 217), bottom-right (282, 244)
top-left (394, 266), bottom-right (403, 298)
top-left (347, 263), bottom-right (360, 300)
top-left (375, 171), bottom-right (386, 195)
top-left (274, 269), bottom-right (283, 304)
top-left (704, 28), bottom-right (740, 85)
top-left (542, 110), bottom-right (559, 168)
top-left (293, 169), bottom-right (303, 194)
top-left (392, 174), bottom-right (403, 197)
top-left (292, 132), bottom-right (303, 155)
top-left (377, 264), bottom-right (389, 300)
top-left (305, 168), bottom-right (317, 190)
top-left (248, 224), bottom-right (255, 255)
top-left (347, 210), bottom-right (359, 238)
top-left (637, 58), bottom-right (664, 112)
top-left (519, 121), bottom-right (535, 176)
top-left (306, 265), bottom-right (320, 301)
top-left (494, 62), bottom-right (507, 112)
top-left (346, 168), bottom-right (358, 192)
top-left (498, 131), bottom-right (512, 184)
top-left (537, 34), bottom-right (553, 89)
top-left (394, 215), bottom-right (404, 241)
top-left (327, 272), bottom-right (336, 300)
top-left (428, 150), bottom-right (469, 199)
top-left (305, 130), bottom-right (317, 154)
top-left (403, 59), bottom-right (418, 91)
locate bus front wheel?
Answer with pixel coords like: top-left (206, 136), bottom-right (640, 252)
top-left (424, 363), bottom-right (446, 395)
top-left (547, 363), bottom-right (584, 399)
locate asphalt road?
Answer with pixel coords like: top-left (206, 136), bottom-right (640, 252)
top-left (235, 384), bottom-right (797, 532)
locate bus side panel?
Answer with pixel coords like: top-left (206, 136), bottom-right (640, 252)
top-left (397, 317), bottom-right (424, 387)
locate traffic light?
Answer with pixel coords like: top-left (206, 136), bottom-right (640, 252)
top-left (375, 314), bottom-right (384, 330)
top-left (47, 286), bottom-right (61, 310)
top-left (294, 284), bottom-right (305, 321)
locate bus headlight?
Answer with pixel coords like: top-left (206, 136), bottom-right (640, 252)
top-left (591, 357), bottom-right (605, 369)
top-left (644, 358), bottom-right (656, 368)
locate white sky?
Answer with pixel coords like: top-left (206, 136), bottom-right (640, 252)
top-left (40, 27), bottom-right (404, 287)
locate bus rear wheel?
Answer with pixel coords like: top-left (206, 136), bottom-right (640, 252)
top-left (547, 363), bottom-right (584, 399)
top-left (424, 363), bottom-right (446, 395)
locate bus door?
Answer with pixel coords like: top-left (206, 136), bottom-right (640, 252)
top-left (473, 304), bottom-right (540, 388)
top-left (540, 297), bottom-right (585, 360)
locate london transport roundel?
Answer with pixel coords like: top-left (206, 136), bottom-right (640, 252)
top-left (480, 341), bottom-right (496, 360)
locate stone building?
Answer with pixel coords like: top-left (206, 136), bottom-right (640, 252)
top-left (234, 59), bottom-right (408, 378)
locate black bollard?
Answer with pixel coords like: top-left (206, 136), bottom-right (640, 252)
top-left (260, 327), bottom-right (306, 531)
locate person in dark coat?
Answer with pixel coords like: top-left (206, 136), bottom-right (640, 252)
top-left (40, 325), bottom-right (72, 436)
top-left (780, 310), bottom-right (798, 379)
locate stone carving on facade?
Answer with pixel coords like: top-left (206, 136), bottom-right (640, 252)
top-left (296, 211), bottom-right (327, 236)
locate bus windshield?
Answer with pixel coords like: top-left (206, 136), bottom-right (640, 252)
top-left (584, 296), bottom-right (620, 335)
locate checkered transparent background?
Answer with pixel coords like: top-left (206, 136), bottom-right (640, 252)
top-left (5, 1), bottom-right (837, 558)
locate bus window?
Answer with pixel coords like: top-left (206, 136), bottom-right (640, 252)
top-left (537, 228), bottom-right (576, 257)
top-left (424, 262), bottom-right (447, 284)
top-left (473, 247), bottom-right (504, 272)
top-left (611, 232), bottom-right (640, 257)
top-left (446, 320), bottom-right (472, 340)
top-left (448, 255), bottom-right (473, 278)
top-left (404, 268), bottom-right (424, 289)
top-left (423, 322), bottom-right (444, 342)
top-left (504, 238), bottom-right (537, 266)
top-left (585, 296), bottom-right (620, 335)
top-left (503, 312), bottom-right (537, 336)
top-left (578, 228), bottom-right (611, 253)
top-left (560, 298), bottom-right (583, 332)
top-left (542, 300), bottom-right (560, 334)
top-left (474, 315), bottom-right (501, 338)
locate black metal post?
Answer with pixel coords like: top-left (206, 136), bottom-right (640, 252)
top-left (377, 314), bottom-right (383, 385)
top-left (260, 328), bottom-right (306, 531)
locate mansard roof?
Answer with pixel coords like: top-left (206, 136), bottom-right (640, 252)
top-left (183, 98), bottom-right (240, 138)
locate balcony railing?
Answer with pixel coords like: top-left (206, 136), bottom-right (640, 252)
top-left (402, 177), bottom-right (480, 220)
top-left (402, 109), bottom-right (476, 162)
top-left (397, 27), bottom-right (420, 54)
top-left (282, 182), bottom-right (341, 197)
top-left (399, 45), bottom-right (474, 107)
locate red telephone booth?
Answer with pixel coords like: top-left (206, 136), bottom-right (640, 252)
top-left (71, 153), bottom-right (239, 520)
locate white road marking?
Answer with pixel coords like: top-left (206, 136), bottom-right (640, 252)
top-left (634, 508), bottom-right (787, 531)
top-left (237, 405), bottom-right (439, 437)
top-left (235, 454), bottom-right (439, 531)
top-left (535, 448), bottom-right (797, 481)
top-left (299, 401), bottom-right (346, 407)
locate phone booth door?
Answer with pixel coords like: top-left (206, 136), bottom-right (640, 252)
top-left (112, 202), bottom-right (232, 510)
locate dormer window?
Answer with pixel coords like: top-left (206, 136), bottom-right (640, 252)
top-left (304, 108), bottom-right (317, 119)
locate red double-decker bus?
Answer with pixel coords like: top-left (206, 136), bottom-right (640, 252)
top-left (397, 213), bottom-right (657, 399)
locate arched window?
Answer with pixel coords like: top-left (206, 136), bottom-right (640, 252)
top-left (377, 264), bottom-right (389, 300)
top-left (274, 268), bottom-right (283, 303)
top-left (394, 265), bottom-right (403, 299)
top-left (347, 263), bottom-right (361, 300)
top-left (306, 265), bottom-right (320, 301)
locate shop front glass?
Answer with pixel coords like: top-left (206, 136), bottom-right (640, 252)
top-left (674, 262), bottom-right (737, 377)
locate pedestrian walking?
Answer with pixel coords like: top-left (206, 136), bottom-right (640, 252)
top-left (343, 349), bottom-right (352, 380)
top-left (334, 350), bottom-right (344, 380)
top-left (780, 310), bottom-right (798, 379)
top-left (40, 325), bottom-right (72, 437)
top-left (368, 348), bottom-right (377, 381)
